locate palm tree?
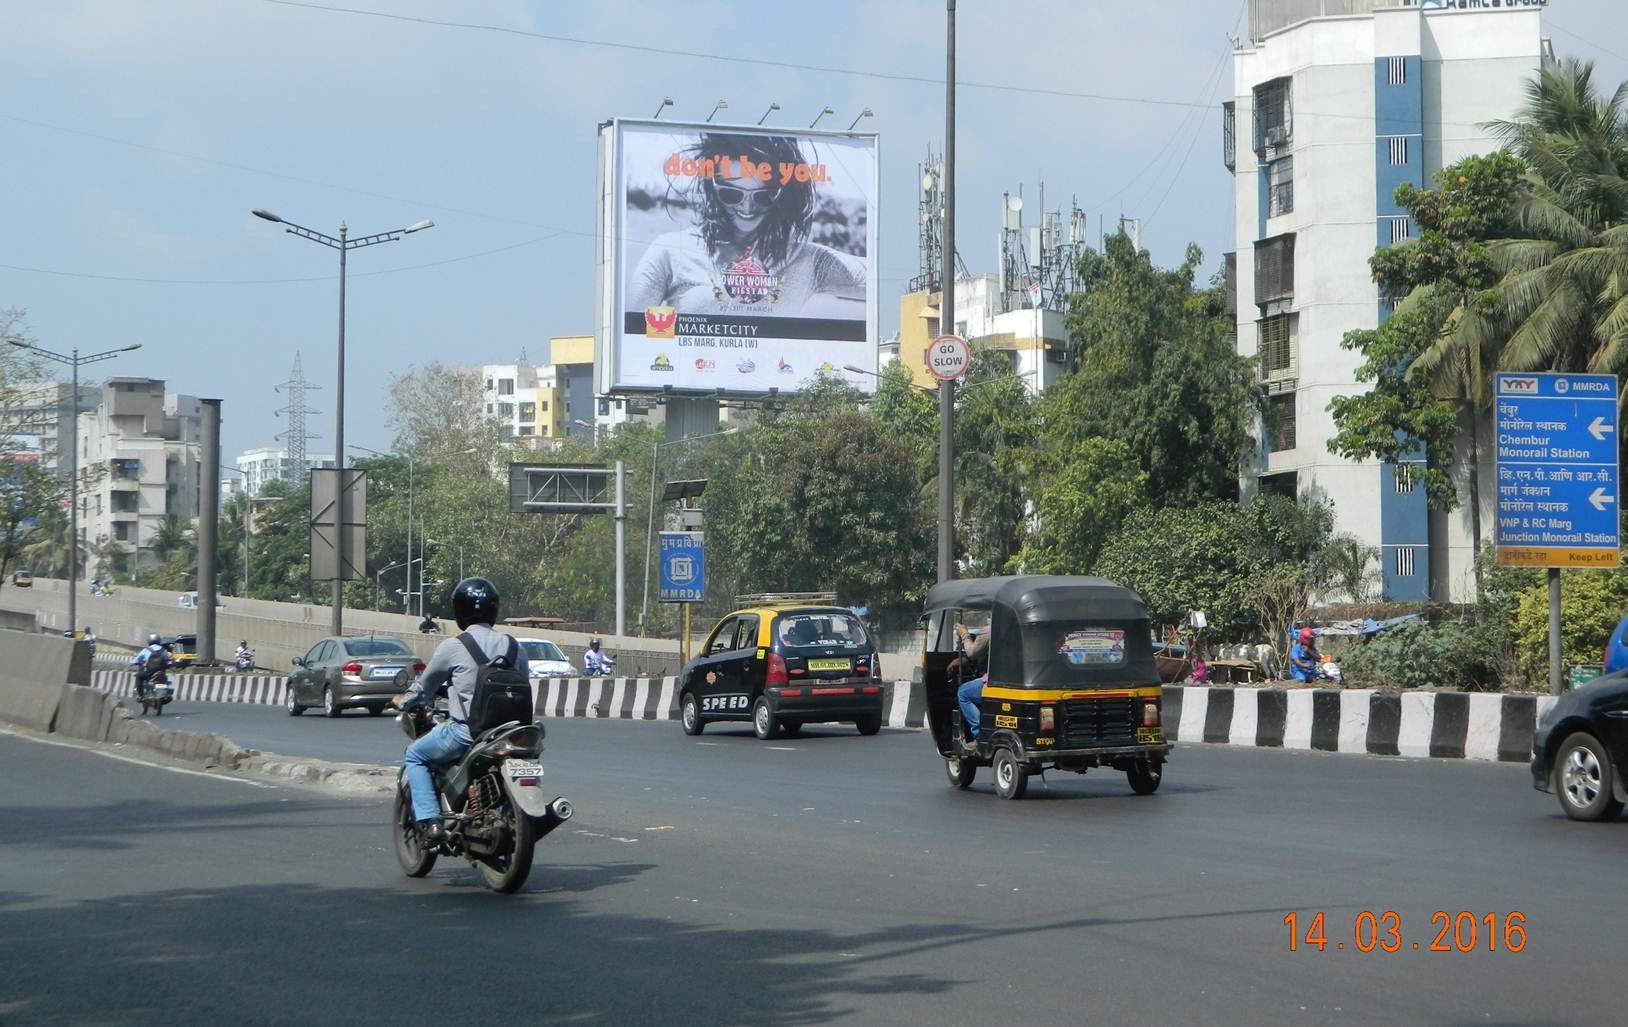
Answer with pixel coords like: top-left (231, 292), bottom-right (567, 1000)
top-left (150, 515), bottom-right (194, 562)
top-left (1444, 60), bottom-right (1628, 376)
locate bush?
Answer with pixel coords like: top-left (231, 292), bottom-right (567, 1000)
top-left (1339, 618), bottom-right (1501, 691)
top-left (1512, 570), bottom-right (1628, 686)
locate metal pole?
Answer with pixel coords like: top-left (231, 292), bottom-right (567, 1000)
top-left (405, 456), bottom-right (413, 614)
top-left (68, 349), bottom-right (79, 631)
top-left (419, 516), bottom-right (427, 618)
top-left (640, 440), bottom-right (658, 635)
top-left (332, 225), bottom-right (347, 636)
top-left (937, 0), bottom-right (957, 584)
top-left (243, 492), bottom-right (251, 595)
top-left (682, 602), bottom-right (692, 665)
top-left (197, 399), bottom-right (221, 664)
top-left (615, 459), bottom-right (626, 637)
top-left (1548, 568), bottom-right (1562, 695)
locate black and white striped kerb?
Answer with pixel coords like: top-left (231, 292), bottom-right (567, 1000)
top-left (528, 678), bottom-right (927, 728)
top-left (91, 669), bottom-right (289, 707)
top-left (1163, 686), bottom-right (1554, 763)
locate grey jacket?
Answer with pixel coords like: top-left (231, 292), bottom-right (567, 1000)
top-left (401, 623), bottom-right (529, 724)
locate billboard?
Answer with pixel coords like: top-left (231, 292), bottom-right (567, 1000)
top-left (598, 119), bottom-right (878, 396)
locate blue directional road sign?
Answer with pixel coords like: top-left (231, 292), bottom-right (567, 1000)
top-left (658, 531), bottom-right (705, 603)
top-left (1494, 372), bottom-right (1619, 568)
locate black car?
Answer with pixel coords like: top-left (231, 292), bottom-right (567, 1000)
top-left (678, 599), bottom-right (885, 740)
top-left (1531, 672), bottom-right (1628, 821)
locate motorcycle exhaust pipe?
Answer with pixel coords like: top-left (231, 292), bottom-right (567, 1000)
top-left (532, 797), bottom-right (573, 840)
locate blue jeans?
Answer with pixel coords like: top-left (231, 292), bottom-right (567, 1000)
top-left (404, 720), bottom-right (472, 822)
top-left (957, 675), bottom-right (987, 739)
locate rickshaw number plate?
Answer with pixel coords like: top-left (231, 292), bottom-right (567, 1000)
top-left (994, 715), bottom-right (1019, 729)
top-left (807, 658), bottom-right (851, 672)
top-left (1136, 728), bottom-right (1163, 744)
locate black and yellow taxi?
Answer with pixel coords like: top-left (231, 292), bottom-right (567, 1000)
top-left (679, 594), bottom-right (886, 739)
top-left (922, 575), bottom-right (1173, 800)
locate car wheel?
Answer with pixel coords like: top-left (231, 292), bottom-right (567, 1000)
top-left (945, 755), bottom-right (976, 790)
top-left (1556, 732), bottom-right (1625, 822)
top-left (753, 698), bottom-right (781, 741)
top-left (323, 686), bottom-right (340, 718)
top-left (681, 692), bottom-right (705, 736)
top-left (992, 747), bottom-right (1028, 800)
top-left (1127, 759), bottom-right (1162, 795)
top-left (286, 688), bottom-right (303, 717)
top-left (856, 714), bottom-right (882, 736)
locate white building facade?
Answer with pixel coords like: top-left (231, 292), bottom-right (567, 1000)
top-left (78, 378), bottom-right (204, 575)
top-left (1228, 0), bottom-right (1546, 601)
top-left (235, 447), bottom-right (336, 498)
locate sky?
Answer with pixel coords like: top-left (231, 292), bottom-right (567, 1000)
top-left (3, 0), bottom-right (1625, 464)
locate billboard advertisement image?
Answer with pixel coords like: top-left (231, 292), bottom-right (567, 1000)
top-left (602, 120), bottom-right (878, 394)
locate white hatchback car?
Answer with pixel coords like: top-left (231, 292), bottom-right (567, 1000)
top-left (516, 638), bottom-right (578, 680)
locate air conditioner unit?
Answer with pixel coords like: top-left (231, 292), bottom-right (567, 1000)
top-left (1265, 126), bottom-right (1289, 147)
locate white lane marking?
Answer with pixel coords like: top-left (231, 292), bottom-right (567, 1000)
top-left (695, 742), bottom-right (720, 747)
top-left (765, 746), bottom-right (798, 751)
top-left (0, 728), bottom-right (275, 789)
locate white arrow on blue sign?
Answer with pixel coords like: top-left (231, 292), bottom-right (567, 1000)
top-left (1494, 371), bottom-right (1620, 568)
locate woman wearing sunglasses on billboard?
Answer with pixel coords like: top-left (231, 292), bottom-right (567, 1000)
top-left (627, 132), bottom-right (866, 319)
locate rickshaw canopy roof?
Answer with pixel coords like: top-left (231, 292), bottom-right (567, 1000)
top-left (923, 575), bottom-right (1149, 625)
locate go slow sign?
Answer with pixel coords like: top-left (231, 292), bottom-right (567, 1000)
top-left (926, 335), bottom-right (970, 381)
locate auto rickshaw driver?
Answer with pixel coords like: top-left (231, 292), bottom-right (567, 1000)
top-left (949, 622), bottom-right (990, 741)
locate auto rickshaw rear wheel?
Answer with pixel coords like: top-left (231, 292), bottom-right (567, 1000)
top-left (945, 756), bottom-right (976, 790)
top-left (992, 747), bottom-right (1028, 800)
top-left (1127, 759), bottom-right (1162, 795)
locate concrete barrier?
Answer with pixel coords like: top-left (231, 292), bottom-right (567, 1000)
top-left (0, 630), bottom-right (92, 732)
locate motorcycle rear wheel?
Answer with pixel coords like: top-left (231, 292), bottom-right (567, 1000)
top-left (392, 786), bottom-right (437, 877)
top-left (477, 790), bottom-right (536, 894)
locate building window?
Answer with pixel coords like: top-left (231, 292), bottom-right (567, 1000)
top-left (1387, 57), bottom-right (1406, 86)
top-left (518, 426), bottom-right (535, 437)
top-left (1254, 77), bottom-right (1292, 152)
top-left (1222, 101), bottom-right (1236, 173)
top-left (540, 400), bottom-right (549, 412)
top-left (1395, 546), bottom-right (1417, 578)
top-left (1259, 471), bottom-right (1297, 500)
top-left (1258, 313), bottom-right (1297, 380)
top-left (114, 522), bottom-right (131, 542)
top-left (486, 404), bottom-right (494, 414)
top-left (498, 379), bottom-right (515, 396)
top-left (519, 402), bottom-right (536, 423)
top-left (1254, 233), bottom-right (1295, 306)
top-left (1387, 136), bottom-right (1409, 165)
top-left (1268, 156), bottom-right (1294, 217)
top-left (498, 402), bottom-right (514, 419)
top-left (1268, 393), bottom-right (1296, 453)
top-left (1385, 216), bottom-right (1412, 245)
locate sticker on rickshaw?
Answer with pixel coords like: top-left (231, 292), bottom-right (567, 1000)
top-left (1058, 629), bottom-right (1126, 666)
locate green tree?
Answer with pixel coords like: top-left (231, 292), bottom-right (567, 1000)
top-left (1011, 437), bottom-right (1145, 574)
top-left (954, 350), bottom-right (1035, 575)
top-left (1050, 233), bottom-right (1260, 503)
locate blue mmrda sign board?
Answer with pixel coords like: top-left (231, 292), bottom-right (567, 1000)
top-left (658, 531), bottom-right (705, 603)
top-left (1494, 372), bottom-right (1619, 568)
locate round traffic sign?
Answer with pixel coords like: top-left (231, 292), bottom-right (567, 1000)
top-left (927, 335), bottom-right (970, 381)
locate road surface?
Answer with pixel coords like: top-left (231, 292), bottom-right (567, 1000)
top-left (1, 709), bottom-right (1620, 1025)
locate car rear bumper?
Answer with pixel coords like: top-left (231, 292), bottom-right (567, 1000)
top-left (768, 686), bottom-right (885, 722)
top-left (336, 680), bottom-right (409, 703)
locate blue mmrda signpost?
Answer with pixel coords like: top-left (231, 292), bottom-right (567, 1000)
top-left (658, 531), bottom-right (705, 603)
top-left (1493, 372), bottom-right (1619, 568)
top-left (1494, 371), bottom-right (1620, 696)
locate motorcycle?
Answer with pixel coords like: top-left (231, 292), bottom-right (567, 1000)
top-left (233, 651), bottom-right (255, 672)
top-left (392, 707), bottom-right (573, 894)
top-left (138, 671), bottom-right (174, 716)
top-left (584, 653), bottom-right (616, 678)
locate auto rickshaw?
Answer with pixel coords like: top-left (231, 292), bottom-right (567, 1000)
top-left (921, 575), bottom-right (1172, 800)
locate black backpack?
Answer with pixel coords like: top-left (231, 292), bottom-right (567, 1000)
top-left (457, 632), bottom-right (533, 736)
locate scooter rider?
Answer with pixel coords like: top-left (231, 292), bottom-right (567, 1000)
top-left (133, 634), bottom-right (168, 699)
top-left (584, 638), bottom-right (614, 676)
top-left (234, 640), bottom-right (254, 670)
top-left (390, 578), bottom-right (529, 843)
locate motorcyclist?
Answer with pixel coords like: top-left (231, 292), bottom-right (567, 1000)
top-left (390, 578), bottom-right (530, 843)
top-left (584, 638), bottom-right (614, 677)
top-left (234, 640), bottom-right (254, 670)
top-left (132, 634), bottom-right (169, 699)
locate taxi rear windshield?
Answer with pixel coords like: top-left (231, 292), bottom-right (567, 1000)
top-left (776, 612), bottom-right (869, 650)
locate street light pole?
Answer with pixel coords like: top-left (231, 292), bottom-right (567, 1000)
top-left (938, 0), bottom-right (957, 584)
top-left (253, 209), bottom-right (433, 636)
top-left (7, 340), bottom-right (140, 633)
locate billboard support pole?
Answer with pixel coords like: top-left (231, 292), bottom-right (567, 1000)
top-left (937, 0), bottom-right (957, 584)
top-left (682, 602), bottom-right (692, 666)
top-left (1548, 568), bottom-right (1562, 695)
top-left (615, 460), bottom-right (626, 637)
